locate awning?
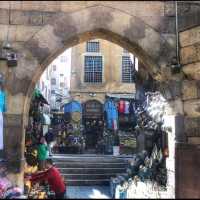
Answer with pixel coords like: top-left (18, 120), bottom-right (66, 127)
top-left (64, 101), bottom-right (82, 113)
top-left (42, 114), bottom-right (51, 125)
top-left (106, 93), bottom-right (135, 99)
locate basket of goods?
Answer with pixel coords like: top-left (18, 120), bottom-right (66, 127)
top-left (71, 112), bottom-right (81, 123)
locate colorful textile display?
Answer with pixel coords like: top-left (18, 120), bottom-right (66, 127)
top-left (0, 90), bottom-right (6, 113)
top-left (0, 177), bottom-right (12, 198)
top-left (0, 112), bottom-right (3, 150)
top-left (104, 99), bottom-right (118, 130)
top-left (118, 100), bottom-right (125, 113)
top-left (124, 101), bottom-right (130, 114)
top-left (0, 90), bottom-right (6, 150)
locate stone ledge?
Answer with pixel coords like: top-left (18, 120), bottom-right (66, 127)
top-left (4, 114), bottom-right (23, 127)
top-left (180, 25), bottom-right (200, 48)
top-left (182, 61), bottom-right (200, 80)
top-left (184, 99), bottom-right (200, 117)
top-left (180, 43), bottom-right (200, 65)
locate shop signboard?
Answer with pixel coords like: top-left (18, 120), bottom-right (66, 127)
top-left (83, 100), bottom-right (103, 119)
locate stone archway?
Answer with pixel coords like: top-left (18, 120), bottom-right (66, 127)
top-left (3, 4), bottom-right (179, 195)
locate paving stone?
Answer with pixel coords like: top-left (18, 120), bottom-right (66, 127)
top-left (66, 186), bottom-right (111, 199)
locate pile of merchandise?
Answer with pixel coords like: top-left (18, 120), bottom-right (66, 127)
top-left (110, 91), bottom-right (168, 198)
top-left (118, 131), bottom-right (137, 155)
top-left (24, 89), bottom-right (51, 198)
top-left (0, 160), bottom-right (24, 199)
top-left (53, 121), bottom-right (85, 154)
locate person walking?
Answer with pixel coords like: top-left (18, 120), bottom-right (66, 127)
top-left (37, 137), bottom-right (48, 171)
top-left (45, 128), bottom-right (55, 157)
top-left (29, 158), bottom-right (66, 199)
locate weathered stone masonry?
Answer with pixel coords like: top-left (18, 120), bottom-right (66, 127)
top-left (0, 1), bottom-right (199, 198)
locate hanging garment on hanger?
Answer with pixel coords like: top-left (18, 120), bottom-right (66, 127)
top-left (0, 90), bottom-right (6, 150)
top-left (0, 90), bottom-right (6, 112)
top-left (118, 100), bottom-right (125, 114)
top-left (104, 99), bottom-right (118, 130)
top-left (124, 101), bottom-right (130, 114)
top-left (0, 112), bottom-right (3, 150)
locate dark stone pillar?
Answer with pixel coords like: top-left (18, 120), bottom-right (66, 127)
top-left (175, 114), bottom-right (187, 143)
top-left (4, 114), bottom-right (25, 173)
top-left (175, 143), bottom-right (200, 198)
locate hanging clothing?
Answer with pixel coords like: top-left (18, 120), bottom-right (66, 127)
top-left (0, 90), bottom-right (6, 113)
top-left (118, 100), bottom-right (125, 114)
top-left (104, 99), bottom-right (118, 130)
top-left (0, 112), bottom-right (3, 150)
top-left (112, 119), bottom-right (118, 131)
top-left (124, 101), bottom-right (130, 114)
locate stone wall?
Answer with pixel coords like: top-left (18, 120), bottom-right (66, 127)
top-left (0, 1), bottom-right (199, 197)
top-left (180, 26), bottom-right (200, 144)
top-left (175, 25), bottom-right (200, 198)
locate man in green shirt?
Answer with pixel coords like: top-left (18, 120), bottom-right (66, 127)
top-left (37, 137), bottom-right (48, 171)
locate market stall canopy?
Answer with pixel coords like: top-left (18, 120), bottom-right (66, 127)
top-left (106, 93), bottom-right (135, 99)
top-left (32, 89), bottom-right (49, 105)
top-left (42, 114), bottom-right (51, 125)
top-left (64, 101), bottom-right (82, 113)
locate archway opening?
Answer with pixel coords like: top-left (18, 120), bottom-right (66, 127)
top-left (23, 36), bottom-right (175, 198)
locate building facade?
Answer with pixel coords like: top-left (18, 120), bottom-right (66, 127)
top-left (37, 49), bottom-right (71, 112)
top-left (70, 39), bottom-right (137, 104)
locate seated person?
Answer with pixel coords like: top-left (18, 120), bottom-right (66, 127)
top-left (28, 159), bottom-right (66, 199)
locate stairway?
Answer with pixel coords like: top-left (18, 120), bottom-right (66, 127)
top-left (53, 154), bottom-right (128, 186)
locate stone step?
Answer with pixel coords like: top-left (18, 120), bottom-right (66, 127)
top-left (62, 173), bottom-right (117, 180)
top-left (59, 167), bottom-right (126, 174)
top-left (65, 179), bottom-right (110, 186)
top-left (53, 154), bottom-right (128, 186)
top-left (53, 157), bottom-right (127, 163)
top-left (55, 162), bottom-right (127, 168)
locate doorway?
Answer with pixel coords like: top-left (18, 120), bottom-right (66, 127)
top-left (82, 100), bottom-right (103, 152)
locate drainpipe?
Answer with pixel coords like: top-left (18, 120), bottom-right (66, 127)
top-left (175, 1), bottom-right (180, 66)
top-left (171, 1), bottom-right (181, 73)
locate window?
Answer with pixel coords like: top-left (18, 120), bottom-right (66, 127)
top-left (42, 81), bottom-right (45, 91)
top-left (60, 56), bottom-right (67, 63)
top-left (60, 74), bottom-right (64, 77)
top-left (60, 82), bottom-right (64, 88)
top-left (45, 86), bottom-right (47, 98)
top-left (123, 48), bottom-right (129, 54)
top-left (51, 78), bottom-right (56, 85)
top-left (51, 90), bottom-right (55, 94)
top-left (52, 65), bottom-right (56, 71)
top-left (84, 56), bottom-right (103, 83)
top-left (86, 41), bottom-right (100, 52)
top-left (122, 56), bottom-right (135, 83)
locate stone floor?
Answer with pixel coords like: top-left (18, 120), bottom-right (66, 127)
top-left (66, 186), bottom-right (111, 199)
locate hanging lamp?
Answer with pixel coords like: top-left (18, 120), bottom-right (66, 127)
top-left (0, 2), bottom-right (17, 67)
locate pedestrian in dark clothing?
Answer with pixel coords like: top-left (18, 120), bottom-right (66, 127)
top-left (45, 128), bottom-right (55, 156)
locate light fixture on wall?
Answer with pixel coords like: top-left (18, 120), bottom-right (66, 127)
top-left (0, 2), bottom-right (17, 67)
top-left (89, 93), bottom-right (96, 97)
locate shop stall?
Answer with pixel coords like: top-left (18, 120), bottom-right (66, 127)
top-left (52, 100), bottom-right (85, 154)
top-left (82, 100), bottom-right (104, 152)
top-left (24, 89), bottom-right (50, 198)
top-left (103, 93), bottom-right (137, 155)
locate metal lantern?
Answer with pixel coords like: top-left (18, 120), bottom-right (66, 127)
top-left (0, 41), bottom-right (18, 67)
top-left (7, 51), bottom-right (18, 67)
